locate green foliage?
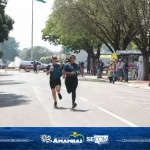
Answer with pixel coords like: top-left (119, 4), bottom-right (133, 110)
top-left (42, 9), bottom-right (102, 60)
top-left (127, 42), bottom-right (138, 51)
top-left (0, 37), bottom-right (19, 62)
top-left (19, 46), bottom-right (53, 61)
top-left (42, 0), bottom-right (150, 79)
top-left (0, 48), bottom-right (3, 58)
top-left (40, 56), bottom-right (51, 64)
top-left (0, 0), bottom-right (14, 43)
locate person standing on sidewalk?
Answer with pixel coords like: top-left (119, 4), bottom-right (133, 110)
top-left (46, 56), bottom-right (62, 108)
top-left (107, 64), bottom-right (115, 83)
top-left (118, 59), bottom-right (124, 82)
top-left (97, 59), bottom-right (104, 78)
top-left (80, 61), bottom-right (84, 77)
top-left (124, 59), bottom-right (129, 82)
top-left (63, 55), bottom-right (79, 109)
top-left (132, 59), bottom-right (138, 80)
top-left (137, 55), bottom-right (144, 80)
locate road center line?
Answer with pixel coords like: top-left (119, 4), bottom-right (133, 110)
top-left (98, 107), bottom-right (138, 127)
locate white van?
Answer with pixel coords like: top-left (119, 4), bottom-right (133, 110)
top-left (19, 61), bottom-right (43, 70)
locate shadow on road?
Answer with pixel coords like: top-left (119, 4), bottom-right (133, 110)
top-left (71, 109), bottom-right (89, 112)
top-left (0, 80), bottom-right (25, 85)
top-left (0, 92), bottom-right (30, 108)
top-left (56, 107), bottom-right (70, 110)
top-left (0, 74), bottom-right (18, 76)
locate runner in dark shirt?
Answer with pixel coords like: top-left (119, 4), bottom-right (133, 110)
top-left (46, 56), bottom-right (63, 108)
top-left (63, 55), bottom-right (79, 109)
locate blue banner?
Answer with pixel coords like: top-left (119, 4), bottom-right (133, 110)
top-left (0, 127), bottom-right (150, 150)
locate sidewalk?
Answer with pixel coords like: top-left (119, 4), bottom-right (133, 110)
top-left (78, 75), bottom-right (150, 90)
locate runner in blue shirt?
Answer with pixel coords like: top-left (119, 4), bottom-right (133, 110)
top-left (63, 55), bottom-right (79, 109)
top-left (46, 56), bottom-right (62, 108)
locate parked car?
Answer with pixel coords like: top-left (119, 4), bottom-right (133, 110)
top-left (42, 63), bottom-right (52, 72)
top-left (0, 64), bottom-right (6, 69)
top-left (42, 63), bottom-right (49, 72)
top-left (19, 61), bottom-right (43, 71)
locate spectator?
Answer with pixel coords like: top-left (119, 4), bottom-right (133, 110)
top-left (132, 59), bottom-right (138, 80)
top-left (80, 61), bottom-right (84, 77)
top-left (124, 59), bottom-right (129, 82)
top-left (118, 59), bottom-right (124, 82)
top-left (107, 64), bottom-right (115, 83)
top-left (137, 55), bottom-right (144, 80)
top-left (97, 59), bottom-right (104, 78)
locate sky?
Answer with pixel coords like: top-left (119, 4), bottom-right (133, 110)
top-left (5, 0), bottom-right (61, 52)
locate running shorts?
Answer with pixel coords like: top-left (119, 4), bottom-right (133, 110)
top-left (49, 78), bottom-right (61, 89)
top-left (65, 76), bottom-right (78, 93)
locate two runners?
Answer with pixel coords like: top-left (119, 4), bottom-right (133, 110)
top-left (46, 56), bottom-right (62, 108)
top-left (47, 55), bottom-right (79, 109)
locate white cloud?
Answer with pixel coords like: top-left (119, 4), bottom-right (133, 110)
top-left (5, 0), bottom-right (61, 51)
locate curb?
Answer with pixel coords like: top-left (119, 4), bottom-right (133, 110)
top-left (79, 77), bottom-right (150, 90)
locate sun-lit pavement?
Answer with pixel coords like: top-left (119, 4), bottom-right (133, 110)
top-left (0, 70), bottom-right (150, 127)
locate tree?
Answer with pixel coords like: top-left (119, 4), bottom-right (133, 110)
top-left (124, 0), bottom-right (150, 80)
top-left (0, 48), bottom-right (3, 58)
top-left (19, 46), bottom-right (53, 61)
top-left (42, 8), bottom-right (102, 73)
top-left (40, 56), bottom-right (51, 64)
top-left (52, 0), bottom-right (150, 80)
top-left (0, 0), bottom-right (14, 43)
top-left (51, 0), bottom-right (133, 52)
top-left (0, 37), bottom-right (20, 62)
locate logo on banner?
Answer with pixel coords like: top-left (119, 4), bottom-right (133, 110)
top-left (40, 134), bottom-right (52, 143)
top-left (86, 135), bottom-right (109, 145)
top-left (40, 132), bottom-right (84, 144)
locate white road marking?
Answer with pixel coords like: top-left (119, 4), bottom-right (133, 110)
top-left (30, 83), bottom-right (56, 126)
top-left (79, 97), bottom-right (88, 102)
top-left (98, 107), bottom-right (138, 127)
top-left (79, 96), bottom-right (138, 127)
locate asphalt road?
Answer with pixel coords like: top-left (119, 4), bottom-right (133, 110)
top-left (0, 70), bottom-right (150, 127)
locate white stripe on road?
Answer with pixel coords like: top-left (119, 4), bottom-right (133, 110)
top-left (79, 97), bottom-right (88, 102)
top-left (79, 96), bottom-right (138, 127)
top-left (98, 107), bottom-right (138, 127)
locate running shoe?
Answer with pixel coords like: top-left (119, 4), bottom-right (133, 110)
top-left (54, 102), bottom-right (58, 108)
top-left (58, 93), bottom-right (62, 100)
top-left (72, 103), bottom-right (77, 109)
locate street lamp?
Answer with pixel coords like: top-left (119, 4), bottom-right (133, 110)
top-left (31, 0), bottom-right (34, 61)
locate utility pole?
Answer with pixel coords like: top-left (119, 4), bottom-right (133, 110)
top-left (31, 0), bottom-right (34, 60)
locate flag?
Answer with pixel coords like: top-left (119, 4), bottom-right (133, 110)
top-left (36, 0), bottom-right (46, 3)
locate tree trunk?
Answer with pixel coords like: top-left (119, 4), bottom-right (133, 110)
top-left (87, 54), bottom-right (91, 74)
top-left (143, 53), bottom-right (150, 80)
top-left (92, 57), bottom-right (96, 75)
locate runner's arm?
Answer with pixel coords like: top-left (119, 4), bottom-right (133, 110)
top-left (63, 64), bottom-right (74, 75)
top-left (46, 65), bottom-right (52, 75)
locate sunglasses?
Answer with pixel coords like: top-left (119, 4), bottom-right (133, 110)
top-left (70, 57), bottom-right (75, 59)
top-left (52, 58), bottom-right (57, 60)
